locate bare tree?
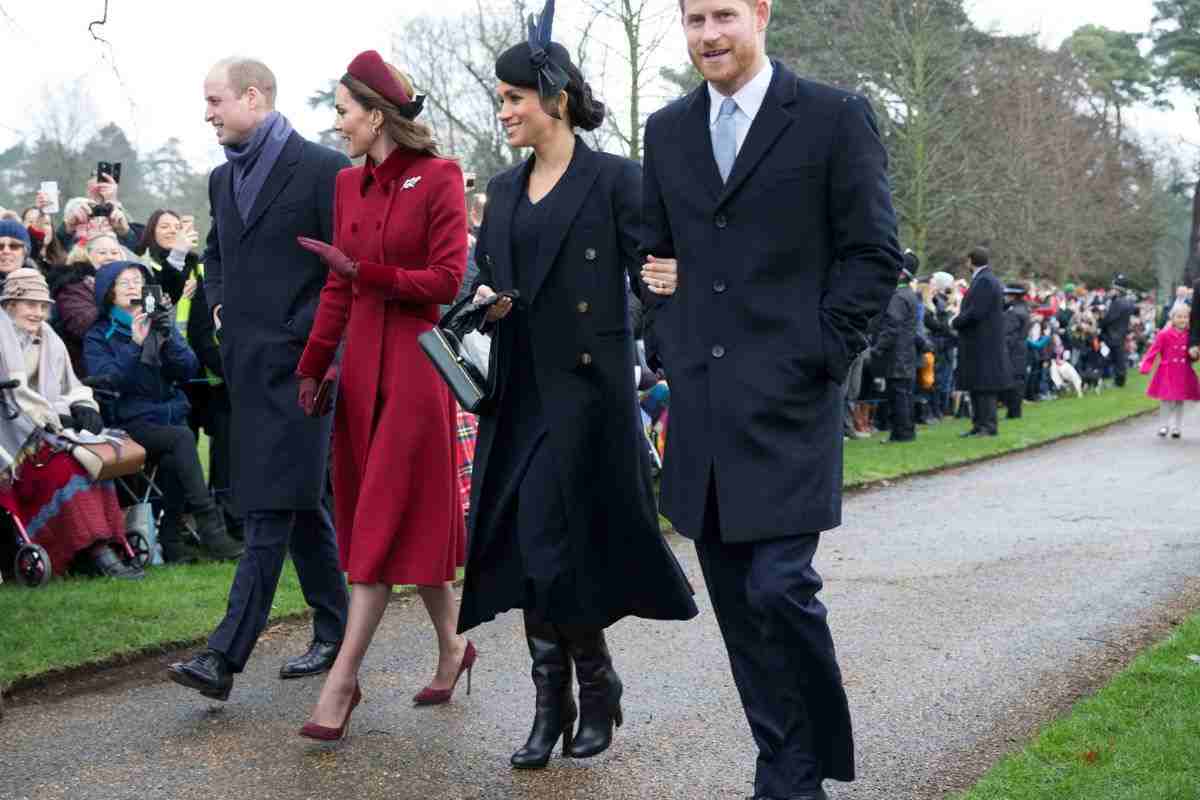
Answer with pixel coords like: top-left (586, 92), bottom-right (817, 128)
top-left (581, 0), bottom-right (676, 160)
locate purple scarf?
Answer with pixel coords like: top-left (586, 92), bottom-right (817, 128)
top-left (223, 111), bottom-right (294, 223)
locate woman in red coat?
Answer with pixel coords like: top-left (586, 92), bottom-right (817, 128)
top-left (294, 50), bottom-right (471, 740)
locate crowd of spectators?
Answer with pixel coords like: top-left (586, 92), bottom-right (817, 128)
top-left (635, 247), bottom-right (1167, 457)
top-left (845, 256), bottom-right (1159, 440)
top-left (0, 175), bottom-right (241, 580)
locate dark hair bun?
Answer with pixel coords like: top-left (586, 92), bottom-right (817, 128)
top-left (571, 80), bottom-right (606, 131)
top-left (563, 62), bottom-right (605, 131)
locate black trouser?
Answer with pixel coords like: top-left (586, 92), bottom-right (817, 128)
top-left (1105, 338), bottom-right (1127, 387)
top-left (1001, 384), bottom-right (1023, 419)
top-left (208, 508), bottom-right (348, 672)
top-left (694, 480), bottom-right (853, 796)
top-left (970, 391), bottom-right (998, 434)
top-left (124, 421), bottom-right (211, 512)
top-left (886, 378), bottom-right (915, 441)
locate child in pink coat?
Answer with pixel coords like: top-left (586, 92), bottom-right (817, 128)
top-left (1140, 303), bottom-right (1200, 438)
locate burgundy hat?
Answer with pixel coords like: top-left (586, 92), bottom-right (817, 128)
top-left (345, 50), bottom-right (424, 120)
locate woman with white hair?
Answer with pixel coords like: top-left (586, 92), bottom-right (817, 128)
top-left (0, 268), bottom-right (142, 579)
top-left (923, 270), bottom-right (958, 419)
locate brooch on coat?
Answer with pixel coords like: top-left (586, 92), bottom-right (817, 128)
top-left (402, 176), bottom-right (422, 191)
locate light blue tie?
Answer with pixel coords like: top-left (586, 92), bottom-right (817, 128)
top-left (713, 97), bottom-right (738, 183)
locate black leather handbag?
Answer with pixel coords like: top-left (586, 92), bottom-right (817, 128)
top-left (418, 291), bottom-right (517, 414)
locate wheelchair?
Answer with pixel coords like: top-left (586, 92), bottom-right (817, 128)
top-left (0, 379), bottom-right (149, 587)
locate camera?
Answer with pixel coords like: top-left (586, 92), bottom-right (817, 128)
top-left (134, 285), bottom-right (174, 335)
top-left (464, 172), bottom-right (477, 191)
top-left (97, 160), bottom-right (122, 184)
top-left (90, 202), bottom-right (114, 218)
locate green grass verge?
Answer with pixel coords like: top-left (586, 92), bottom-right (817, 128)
top-left (955, 610), bottom-right (1200, 799)
top-left (844, 373), bottom-right (1154, 487)
top-left (0, 375), bottom-right (1156, 688)
top-left (0, 560), bottom-right (312, 686)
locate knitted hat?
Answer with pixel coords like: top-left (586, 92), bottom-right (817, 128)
top-left (345, 50), bottom-right (424, 120)
top-left (0, 267), bottom-right (54, 304)
top-left (0, 219), bottom-right (31, 250)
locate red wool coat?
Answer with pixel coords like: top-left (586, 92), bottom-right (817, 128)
top-left (298, 148), bottom-right (467, 585)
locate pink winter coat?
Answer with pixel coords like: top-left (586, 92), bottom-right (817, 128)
top-left (1140, 325), bottom-right (1200, 402)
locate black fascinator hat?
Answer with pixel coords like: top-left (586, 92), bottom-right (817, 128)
top-left (495, 0), bottom-right (573, 113)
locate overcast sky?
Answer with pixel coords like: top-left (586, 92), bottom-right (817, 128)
top-left (0, 0), bottom-right (1194, 173)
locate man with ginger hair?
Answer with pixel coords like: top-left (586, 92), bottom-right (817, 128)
top-left (641, 0), bottom-right (900, 797)
top-left (167, 57), bottom-right (349, 702)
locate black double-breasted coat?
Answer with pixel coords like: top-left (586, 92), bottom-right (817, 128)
top-left (203, 132), bottom-right (350, 514)
top-left (458, 139), bottom-right (697, 633)
top-left (952, 266), bottom-right (1011, 392)
top-left (642, 61), bottom-right (901, 542)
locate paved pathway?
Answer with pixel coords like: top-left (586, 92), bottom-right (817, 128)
top-left (4, 409), bottom-right (1199, 800)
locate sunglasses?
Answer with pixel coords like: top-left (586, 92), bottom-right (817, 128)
top-left (0, 241), bottom-right (26, 252)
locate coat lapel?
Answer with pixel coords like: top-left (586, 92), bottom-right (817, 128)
top-left (524, 138), bottom-right (601, 305)
top-left (718, 62), bottom-right (796, 206)
top-left (487, 159), bottom-right (532, 293)
top-left (217, 163), bottom-right (243, 239)
top-left (239, 132), bottom-right (303, 239)
top-left (679, 85), bottom-right (723, 203)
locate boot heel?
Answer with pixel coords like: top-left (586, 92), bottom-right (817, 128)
top-left (561, 724), bottom-right (574, 756)
top-left (613, 702), bottom-right (623, 728)
top-left (466, 664), bottom-right (473, 696)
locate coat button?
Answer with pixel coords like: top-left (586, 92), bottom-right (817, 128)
top-left (579, 352), bottom-right (593, 366)
top-left (713, 280), bottom-right (727, 294)
top-left (712, 344), bottom-right (726, 359)
top-left (714, 214), bottom-right (728, 229)
top-left (585, 248), bottom-right (597, 261)
top-left (577, 301), bottom-right (590, 314)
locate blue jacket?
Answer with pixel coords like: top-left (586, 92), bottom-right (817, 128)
top-left (83, 261), bottom-right (199, 427)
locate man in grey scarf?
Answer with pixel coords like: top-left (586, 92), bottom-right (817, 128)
top-left (167, 58), bottom-right (349, 703)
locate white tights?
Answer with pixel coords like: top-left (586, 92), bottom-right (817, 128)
top-left (1160, 401), bottom-right (1185, 431)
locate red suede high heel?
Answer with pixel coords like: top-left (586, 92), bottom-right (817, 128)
top-left (299, 683), bottom-right (362, 741)
top-left (412, 641), bottom-right (477, 706)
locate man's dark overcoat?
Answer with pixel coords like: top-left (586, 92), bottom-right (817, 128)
top-left (459, 139), bottom-right (697, 633)
top-left (1191, 279), bottom-right (1200, 348)
top-left (203, 132), bottom-right (349, 514)
top-left (1101, 293), bottom-right (1136, 348)
top-left (1004, 298), bottom-right (1032, 385)
top-left (952, 266), bottom-right (1010, 392)
top-left (642, 61), bottom-right (900, 542)
top-left (874, 284), bottom-right (919, 380)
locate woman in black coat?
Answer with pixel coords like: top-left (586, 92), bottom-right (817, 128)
top-left (463, 9), bottom-right (697, 770)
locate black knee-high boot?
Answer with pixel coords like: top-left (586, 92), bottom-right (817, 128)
top-left (511, 614), bottom-right (577, 769)
top-left (559, 626), bottom-right (623, 759)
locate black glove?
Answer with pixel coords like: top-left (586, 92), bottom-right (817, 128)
top-left (69, 403), bottom-right (104, 434)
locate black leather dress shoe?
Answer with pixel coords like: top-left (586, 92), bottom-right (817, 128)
top-left (279, 639), bottom-right (340, 679)
top-left (746, 789), bottom-right (828, 800)
top-left (167, 649), bottom-right (233, 701)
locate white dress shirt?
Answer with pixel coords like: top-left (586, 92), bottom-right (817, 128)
top-left (708, 60), bottom-right (775, 157)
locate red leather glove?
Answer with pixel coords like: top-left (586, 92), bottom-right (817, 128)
top-left (297, 376), bottom-right (319, 417)
top-left (296, 237), bottom-right (357, 280)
